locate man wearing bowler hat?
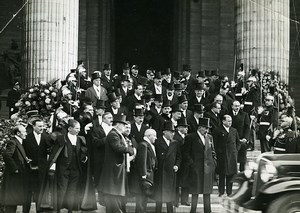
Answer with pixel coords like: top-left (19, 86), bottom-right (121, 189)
top-left (154, 121), bottom-right (181, 213)
top-left (99, 114), bottom-right (136, 213)
top-left (173, 117), bottom-right (190, 207)
top-left (85, 71), bottom-right (108, 106)
top-left (184, 118), bottom-right (216, 213)
top-left (101, 63), bottom-right (113, 90)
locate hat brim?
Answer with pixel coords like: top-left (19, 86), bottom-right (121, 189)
top-left (199, 124), bottom-right (212, 128)
top-left (113, 120), bottom-right (127, 125)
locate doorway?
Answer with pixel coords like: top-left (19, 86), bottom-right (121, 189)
top-left (114, 0), bottom-right (174, 74)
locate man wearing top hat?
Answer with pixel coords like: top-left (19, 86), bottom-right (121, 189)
top-left (163, 83), bottom-right (178, 106)
top-left (188, 104), bottom-right (205, 134)
top-left (147, 71), bottom-right (167, 96)
top-left (131, 64), bottom-right (142, 87)
top-left (118, 74), bottom-right (131, 102)
top-left (170, 104), bottom-right (183, 128)
top-left (148, 94), bottom-right (163, 128)
top-left (189, 83), bottom-right (210, 110)
top-left (106, 92), bottom-right (128, 116)
top-left (182, 64), bottom-right (197, 98)
top-left (204, 102), bottom-right (222, 132)
top-left (99, 115), bottom-right (136, 213)
top-left (154, 121), bottom-right (181, 213)
top-left (151, 100), bottom-right (172, 133)
top-left (85, 71), bottom-right (108, 106)
top-left (7, 80), bottom-right (21, 118)
top-left (173, 117), bottom-right (190, 207)
top-left (178, 95), bottom-right (193, 122)
top-left (126, 82), bottom-right (144, 117)
top-left (162, 68), bottom-right (172, 88)
top-left (196, 71), bottom-right (206, 83)
top-left (114, 62), bottom-right (132, 88)
top-left (101, 63), bottom-right (113, 90)
top-left (130, 108), bottom-right (149, 144)
top-left (91, 100), bottom-right (108, 191)
top-left (173, 83), bottom-right (183, 97)
top-left (183, 117), bottom-right (216, 213)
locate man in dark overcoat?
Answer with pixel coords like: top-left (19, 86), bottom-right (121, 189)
top-left (183, 118), bottom-right (216, 213)
top-left (23, 119), bottom-right (52, 213)
top-left (229, 101), bottom-right (250, 171)
top-left (154, 121), bottom-right (181, 213)
top-left (1, 125), bottom-right (30, 213)
top-left (6, 81), bottom-right (21, 118)
top-left (38, 119), bottom-right (96, 212)
top-left (130, 108), bottom-right (149, 144)
top-left (213, 115), bottom-right (240, 196)
top-left (99, 115), bottom-right (135, 213)
top-left (134, 129), bottom-right (158, 213)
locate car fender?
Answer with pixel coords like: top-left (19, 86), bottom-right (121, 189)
top-left (260, 177), bottom-right (300, 194)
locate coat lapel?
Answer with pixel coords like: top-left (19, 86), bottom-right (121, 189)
top-left (14, 137), bottom-right (27, 161)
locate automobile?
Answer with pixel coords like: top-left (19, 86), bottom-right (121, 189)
top-left (228, 153), bottom-right (300, 213)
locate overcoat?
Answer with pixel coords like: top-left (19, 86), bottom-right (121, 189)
top-left (130, 122), bottom-right (149, 144)
top-left (154, 137), bottom-right (181, 202)
top-left (85, 85), bottom-right (108, 106)
top-left (213, 126), bottom-right (240, 175)
top-left (99, 128), bottom-right (134, 196)
top-left (0, 138), bottom-right (29, 205)
top-left (183, 132), bottom-right (216, 194)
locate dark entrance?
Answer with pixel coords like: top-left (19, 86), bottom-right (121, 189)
top-left (114, 0), bottom-right (174, 74)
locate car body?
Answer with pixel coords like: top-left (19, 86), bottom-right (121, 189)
top-left (228, 153), bottom-right (300, 213)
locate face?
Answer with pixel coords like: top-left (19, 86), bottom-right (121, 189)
top-left (154, 78), bottom-right (162, 86)
top-left (95, 108), bottom-right (105, 116)
top-left (117, 123), bottom-right (126, 133)
top-left (162, 106), bottom-right (171, 114)
top-left (33, 121), bottom-right (44, 134)
top-left (81, 71), bottom-right (87, 78)
top-left (164, 130), bottom-right (175, 140)
top-left (134, 116), bottom-right (144, 125)
top-left (123, 68), bottom-right (130, 75)
top-left (195, 89), bottom-right (204, 97)
top-left (104, 69), bottom-right (111, 76)
top-left (147, 72), bottom-right (154, 80)
top-left (123, 124), bottom-right (131, 136)
top-left (93, 78), bottom-right (101, 87)
top-left (148, 132), bottom-right (157, 143)
top-left (84, 105), bottom-right (94, 116)
top-left (167, 89), bottom-right (174, 96)
top-left (198, 126), bottom-right (209, 135)
top-left (121, 80), bottom-right (129, 87)
top-left (182, 70), bottom-right (189, 78)
top-left (212, 103), bottom-right (221, 114)
top-left (180, 101), bottom-right (188, 110)
top-left (223, 116), bottom-right (232, 128)
top-left (246, 80), bottom-right (253, 88)
top-left (214, 96), bottom-right (223, 104)
top-left (173, 111), bottom-right (182, 120)
top-left (111, 100), bottom-right (120, 109)
top-left (18, 126), bottom-right (27, 139)
top-left (232, 102), bottom-right (241, 112)
top-left (178, 126), bottom-right (188, 135)
top-left (265, 97), bottom-right (274, 106)
top-left (69, 123), bottom-right (81, 135)
top-left (154, 101), bottom-right (163, 108)
top-left (103, 113), bottom-right (113, 125)
top-left (131, 68), bottom-right (139, 76)
top-left (135, 85), bottom-right (143, 96)
top-left (174, 90), bottom-right (182, 96)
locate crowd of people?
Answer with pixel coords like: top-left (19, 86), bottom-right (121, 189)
top-left (1, 61), bottom-right (299, 213)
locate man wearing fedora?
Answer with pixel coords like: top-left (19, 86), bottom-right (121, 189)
top-left (188, 104), bottom-right (205, 133)
top-left (154, 121), bottom-right (181, 213)
top-left (85, 71), bottom-right (108, 106)
top-left (135, 129), bottom-right (158, 213)
top-left (173, 117), bottom-right (190, 207)
top-left (213, 115), bottom-right (240, 197)
top-left (106, 92), bottom-right (128, 116)
top-left (130, 108), bottom-right (149, 144)
top-left (99, 115), bottom-right (136, 213)
top-left (101, 63), bottom-right (113, 90)
top-left (183, 118), bottom-right (217, 213)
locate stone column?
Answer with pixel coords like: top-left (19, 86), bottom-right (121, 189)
top-left (236, 0), bottom-right (290, 82)
top-left (23, 0), bottom-right (79, 87)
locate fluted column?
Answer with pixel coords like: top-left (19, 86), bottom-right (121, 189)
top-left (236, 0), bottom-right (290, 82)
top-left (23, 0), bottom-right (79, 87)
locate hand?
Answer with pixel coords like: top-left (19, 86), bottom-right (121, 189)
top-left (241, 87), bottom-right (247, 95)
top-left (250, 115), bottom-right (255, 120)
top-left (142, 175), bottom-right (147, 179)
top-left (240, 138), bottom-right (247, 143)
top-left (173, 165), bottom-right (178, 173)
top-left (84, 122), bottom-right (93, 134)
top-left (133, 148), bottom-right (137, 156)
top-left (257, 106), bottom-right (264, 115)
top-left (266, 135), bottom-right (271, 141)
top-left (273, 129), bottom-right (281, 139)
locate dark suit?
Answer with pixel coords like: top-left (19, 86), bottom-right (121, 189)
top-left (146, 83), bottom-right (167, 96)
top-left (130, 122), bottom-right (149, 144)
top-left (203, 110), bottom-right (221, 132)
top-left (99, 128), bottom-right (134, 213)
top-left (6, 88), bottom-right (21, 117)
top-left (101, 75), bottom-right (113, 90)
top-left (188, 115), bottom-right (199, 134)
top-left (183, 132), bottom-right (216, 213)
top-left (188, 95), bottom-right (210, 110)
top-left (106, 105), bottom-right (128, 116)
top-left (154, 137), bottom-right (181, 213)
top-left (135, 140), bottom-right (157, 213)
top-left (213, 126), bottom-right (240, 195)
top-left (163, 94), bottom-right (178, 106)
top-left (151, 113), bottom-right (170, 136)
top-left (229, 110), bottom-right (250, 171)
top-left (23, 132), bottom-right (51, 212)
top-left (1, 138), bottom-right (29, 213)
top-left (185, 76), bottom-right (197, 99)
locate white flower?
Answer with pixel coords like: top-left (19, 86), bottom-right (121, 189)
top-left (25, 101), bottom-right (31, 106)
top-left (44, 89), bottom-right (50, 94)
top-left (40, 92), bottom-right (45, 97)
top-left (49, 86), bottom-right (54, 91)
top-left (29, 88), bottom-right (34, 93)
top-left (51, 92), bottom-right (57, 98)
top-left (40, 81), bottom-right (47, 86)
top-left (45, 98), bottom-right (51, 104)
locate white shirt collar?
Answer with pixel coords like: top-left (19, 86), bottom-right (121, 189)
top-left (178, 131), bottom-right (185, 139)
top-left (155, 106), bottom-right (161, 114)
top-left (102, 122), bottom-right (112, 135)
top-left (223, 125), bottom-right (230, 133)
top-left (135, 123), bottom-right (142, 131)
top-left (196, 96), bottom-right (202, 102)
top-left (112, 107), bottom-right (118, 114)
top-left (163, 136), bottom-right (170, 146)
top-left (134, 93), bottom-right (142, 100)
top-left (143, 136), bottom-right (156, 156)
top-left (33, 131), bottom-right (41, 145)
top-left (197, 131), bottom-right (206, 145)
top-left (154, 84), bottom-right (162, 94)
top-left (67, 133), bottom-right (77, 145)
top-left (15, 135), bottom-right (23, 144)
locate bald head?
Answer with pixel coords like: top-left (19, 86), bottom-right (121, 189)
top-left (144, 129), bottom-right (157, 144)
